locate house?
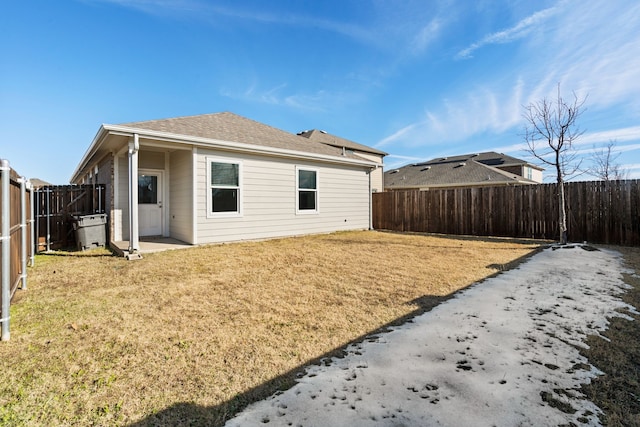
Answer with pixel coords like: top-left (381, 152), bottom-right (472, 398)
top-left (384, 152), bottom-right (543, 191)
top-left (71, 112), bottom-right (384, 257)
top-left (28, 178), bottom-right (51, 189)
top-left (296, 129), bottom-right (387, 192)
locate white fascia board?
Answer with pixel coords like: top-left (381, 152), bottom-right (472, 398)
top-left (104, 124), bottom-right (379, 169)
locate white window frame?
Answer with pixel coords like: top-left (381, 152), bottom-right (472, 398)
top-left (296, 166), bottom-right (319, 214)
top-left (206, 157), bottom-right (243, 218)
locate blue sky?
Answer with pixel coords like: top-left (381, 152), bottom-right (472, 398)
top-left (2, 0), bottom-right (640, 184)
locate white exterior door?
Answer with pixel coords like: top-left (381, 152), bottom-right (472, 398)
top-left (138, 171), bottom-right (163, 236)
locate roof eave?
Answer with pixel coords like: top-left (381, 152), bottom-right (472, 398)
top-left (324, 142), bottom-right (388, 157)
top-left (74, 124), bottom-right (379, 180)
top-left (70, 124), bottom-right (110, 183)
top-left (385, 180), bottom-right (537, 190)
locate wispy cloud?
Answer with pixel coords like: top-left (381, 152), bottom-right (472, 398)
top-left (87, 0), bottom-right (376, 44)
top-left (456, 6), bottom-right (558, 59)
top-left (383, 0), bottom-right (640, 159)
top-left (377, 79), bottom-right (526, 149)
top-left (376, 122), bottom-right (420, 147)
top-left (221, 82), bottom-right (355, 112)
top-left (578, 127), bottom-right (640, 146)
top-left (89, 0), bottom-right (453, 57)
top-left (410, 18), bottom-right (443, 54)
top-left (514, 1), bottom-right (640, 111)
top-left (85, 0), bottom-right (209, 17)
top-left (623, 163), bottom-right (640, 179)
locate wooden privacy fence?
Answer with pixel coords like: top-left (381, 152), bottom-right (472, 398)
top-left (1, 160), bottom-right (33, 341)
top-left (34, 185), bottom-right (106, 252)
top-left (373, 180), bottom-right (640, 246)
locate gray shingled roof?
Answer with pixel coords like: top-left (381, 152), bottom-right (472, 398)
top-left (121, 112), bottom-right (365, 160)
top-left (28, 178), bottom-right (51, 188)
top-left (297, 129), bottom-right (388, 156)
top-left (385, 152), bottom-right (538, 189)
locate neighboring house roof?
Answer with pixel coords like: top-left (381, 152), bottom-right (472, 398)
top-left (385, 152), bottom-right (539, 190)
top-left (297, 129), bottom-right (388, 157)
top-left (72, 112), bottom-right (378, 182)
top-left (469, 152), bottom-right (543, 171)
top-left (29, 178), bottom-right (51, 188)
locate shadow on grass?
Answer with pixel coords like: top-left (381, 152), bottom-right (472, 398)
top-left (128, 245), bottom-right (544, 427)
top-left (35, 248), bottom-right (116, 258)
top-left (376, 230), bottom-right (551, 247)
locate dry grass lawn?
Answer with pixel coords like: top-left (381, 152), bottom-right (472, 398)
top-left (579, 246), bottom-right (640, 426)
top-left (0, 231), bottom-right (541, 426)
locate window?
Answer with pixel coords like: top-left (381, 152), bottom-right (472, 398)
top-left (525, 166), bottom-right (533, 180)
top-left (297, 167), bottom-right (318, 213)
top-left (207, 159), bottom-right (241, 216)
top-left (138, 175), bottom-right (158, 204)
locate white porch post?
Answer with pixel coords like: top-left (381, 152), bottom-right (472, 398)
top-left (128, 134), bottom-right (140, 254)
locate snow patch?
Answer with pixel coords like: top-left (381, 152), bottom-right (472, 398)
top-left (225, 245), bottom-right (635, 427)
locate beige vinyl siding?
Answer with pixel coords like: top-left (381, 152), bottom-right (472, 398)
top-left (169, 150), bottom-right (194, 243)
top-left (139, 150), bottom-right (165, 169)
top-left (116, 155), bottom-right (129, 241)
top-left (531, 167), bottom-right (543, 183)
top-left (96, 156), bottom-right (114, 242)
top-left (353, 151), bottom-right (384, 192)
top-left (196, 150), bottom-right (370, 244)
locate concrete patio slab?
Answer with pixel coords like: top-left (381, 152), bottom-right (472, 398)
top-left (111, 237), bottom-right (192, 258)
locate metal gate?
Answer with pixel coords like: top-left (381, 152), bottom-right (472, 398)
top-left (34, 185), bottom-right (106, 252)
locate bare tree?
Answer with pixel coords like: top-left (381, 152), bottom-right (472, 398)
top-left (588, 140), bottom-right (628, 181)
top-left (523, 84), bottom-right (587, 244)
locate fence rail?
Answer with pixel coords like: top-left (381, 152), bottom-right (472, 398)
top-left (34, 185), bottom-right (106, 252)
top-left (1, 160), bottom-right (33, 341)
top-left (373, 180), bottom-right (640, 246)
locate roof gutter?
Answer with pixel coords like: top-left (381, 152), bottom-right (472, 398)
top-left (386, 180), bottom-right (537, 190)
top-left (72, 124), bottom-right (379, 182)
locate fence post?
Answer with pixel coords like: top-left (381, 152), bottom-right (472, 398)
top-left (1, 159), bottom-right (11, 341)
top-left (19, 177), bottom-right (27, 290)
top-left (46, 187), bottom-right (51, 252)
top-left (28, 181), bottom-right (35, 266)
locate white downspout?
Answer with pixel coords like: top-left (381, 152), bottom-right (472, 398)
top-left (128, 135), bottom-right (140, 255)
top-left (368, 167), bottom-right (374, 230)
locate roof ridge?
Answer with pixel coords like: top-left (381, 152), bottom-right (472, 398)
top-left (108, 111), bottom-right (380, 162)
top-left (298, 128), bottom-right (388, 156)
top-left (120, 111), bottom-right (233, 126)
top-left (473, 160), bottom-right (538, 183)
